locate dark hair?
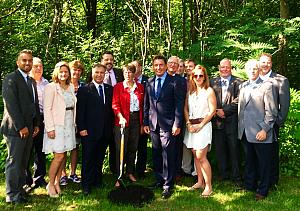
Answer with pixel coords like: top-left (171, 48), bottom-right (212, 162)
top-left (152, 55), bottom-right (167, 65)
top-left (17, 49), bottom-right (33, 61)
top-left (123, 63), bottom-right (136, 74)
top-left (101, 51), bottom-right (114, 59)
top-left (185, 59), bottom-right (196, 65)
top-left (92, 63), bottom-right (106, 70)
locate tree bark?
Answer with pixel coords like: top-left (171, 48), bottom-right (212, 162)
top-left (182, 0), bottom-right (187, 51)
top-left (278, 0), bottom-right (289, 75)
top-left (85, 0), bottom-right (97, 39)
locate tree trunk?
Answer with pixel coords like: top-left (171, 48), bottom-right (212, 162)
top-left (85, 0), bottom-right (97, 39)
top-left (46, 0), bottom-right (62, 60)
top-left (277, 0), bottom-right (289, 75)
top-left (182, 0), bottom-right (187, 51)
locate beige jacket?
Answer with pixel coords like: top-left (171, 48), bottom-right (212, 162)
top-left (43, 82), bottom-right (76, 132)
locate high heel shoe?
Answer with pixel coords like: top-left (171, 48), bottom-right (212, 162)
top-left (46, 184), bottom-right (59, 198)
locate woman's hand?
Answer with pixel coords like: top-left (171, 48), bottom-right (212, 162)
top-left (119, 116), bottom-right (127, 128)
top-left (79, 130), bottom-right (88, 137)
top-left (47, 130), bottom-right (56, 139)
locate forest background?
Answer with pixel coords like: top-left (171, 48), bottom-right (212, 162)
top-left (0, 0), bottom-right (300, 176)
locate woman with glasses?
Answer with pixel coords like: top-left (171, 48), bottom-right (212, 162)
top-left (183, 65), bottom-right (216, 197)
top-left (112, 63), bottom-right (144, 187)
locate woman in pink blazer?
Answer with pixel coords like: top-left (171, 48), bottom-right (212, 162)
top-left (43, 62), bottom-right (77, 197)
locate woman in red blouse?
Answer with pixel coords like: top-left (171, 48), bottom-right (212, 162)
top-left (112, 63), bottom-right (144, 187)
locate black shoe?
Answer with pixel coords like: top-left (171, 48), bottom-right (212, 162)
top-left (9, 197), bottom-right (28, 204)
top-left (148, 182), bottom-right (163, 190)
top-left (161, 189), bottom-right (171, 199)
top-left (82, 187), bottom-right (91, 195)
top-left (137, 172), bottom-right (145, 179)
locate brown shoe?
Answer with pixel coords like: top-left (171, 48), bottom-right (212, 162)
top-left (255, 193), bottom-right (265, 201)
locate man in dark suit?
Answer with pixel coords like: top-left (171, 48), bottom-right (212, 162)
top-left (132, 60), bottom-right (149, 178)
top-left (144, 55), bottom-right (185, 199)
top-left (76, 64), bottom-right (114, 195)
top-left (238, 59), bottom-right (278, 200)
top-left (259, 53), bottom-right (290, 188)
top-left (1, 49), bottom-right (40, 204)
top-left (100, 51), bottom-right (124, 174)
top-left (210, 58), bottom-right (243, 184)
top-left (167, 56), bottom-right (187, 183)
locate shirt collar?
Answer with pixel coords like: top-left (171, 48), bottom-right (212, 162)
top-left (92, 80), bottom-right (104, 88)
top-left (123, 81), bottom-right (137, 90)
top-left (18, 68), bottom-right (28, 79)
top-left (260, 69), bottom-right (272, 81)
top-left (221, 75), bottom-right (231, 82)
top-left (156, 71), bottom-right (167, 80)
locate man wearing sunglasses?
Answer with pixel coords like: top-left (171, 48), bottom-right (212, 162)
top-left (210, 58), bottom-right (243, 186)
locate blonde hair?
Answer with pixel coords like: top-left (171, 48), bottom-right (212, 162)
top-left (52, 61), bottom-right (71, 84)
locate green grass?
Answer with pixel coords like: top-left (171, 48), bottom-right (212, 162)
top-left (0, 172), bottom-right (299, 211)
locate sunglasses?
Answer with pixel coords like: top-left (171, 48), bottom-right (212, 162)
top-left (193, 74), bottom-right (204, 79)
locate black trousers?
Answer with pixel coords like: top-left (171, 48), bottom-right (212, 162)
top-left (213, 128), bottom-right (241, 181)
top-left (114, 112), bottom-right (140, 176)
top-left (270, 124), bottom-right (280, 186)
top-left (26, 116), bottom-right (46, 186)
top-left (81, 138), bottom-right (108, 190)
top-left (244, 140), bottom-right (272, 196)
top-left (136, 133), bottom-right (149, 174)
top-left (174, 131), bottom-right (184, 176)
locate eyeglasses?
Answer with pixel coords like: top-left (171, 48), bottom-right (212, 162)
top-left (193, 74), bottom-right (204, 79)
top-left (168, 61), bottom-right (178, 65)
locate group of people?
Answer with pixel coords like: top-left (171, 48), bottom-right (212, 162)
top-left (0, 49), bottom-right (290, 204)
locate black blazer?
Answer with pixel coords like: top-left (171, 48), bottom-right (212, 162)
top-left (210, 75), bottom-right (243, 130)
top-left (1, 70), bottom-right (40, 136)
top-left (76, 82), bottom-right (114, 141)
top-left (112, 68), bottom-right (124, 83)
top-left (144, 73), bottom-right (185, 131)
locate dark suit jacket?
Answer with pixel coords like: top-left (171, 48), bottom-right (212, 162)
top-left (267, 71), bottom-right (290, 127)
top-left (1, 70), bottom-right (40, 136)
top-left (140, 75), bottom-right (149, 87)
top-left (112, 68), bottom-right (124, 83)
top-left (76, 82), bottom-right (114, 141)
top-left (144, 73), bottom-right (185, 131)
top-left (210, 75), bottom-right (243, 130)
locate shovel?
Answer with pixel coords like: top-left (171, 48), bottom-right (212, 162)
top-left (117, 126), bottom-right (127, 189)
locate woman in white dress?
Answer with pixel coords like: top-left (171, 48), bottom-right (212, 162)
top-left (43, 62), bottom-right (77, 197)
top-left (184, 65), bottom-right (216, 197)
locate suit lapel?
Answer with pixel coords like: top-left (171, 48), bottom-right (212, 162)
top-left (15, 70), bottom-right (34, 100)
top-left (157, 74), bottom-right (171, 100)
top-left (214, 77), bottom-right (222, 107)
top-left (149, 77), bottom-right (155, 99)
top-left (89, 82), bottom-right (103, 104)
top-left (224, 76), bottom-right (235, 104)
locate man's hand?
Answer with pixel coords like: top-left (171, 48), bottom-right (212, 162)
top-left (19, 127), bottom-right (29, 139)
top-left (256, 130), bottom-right (267, 142)
top-left (172, 127), bottom-right (181, 136)
top-left (144, 126), bottom-right (150, 134)
top-left (79, 130), bottom-right (88, 137)
top-left (216, 109), bottom-right (225, 118)
top-left (32, 126), bottom-right (39, 138)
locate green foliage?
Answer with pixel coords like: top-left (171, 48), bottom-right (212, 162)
top-left (279, 89), bottom-right (300, 176)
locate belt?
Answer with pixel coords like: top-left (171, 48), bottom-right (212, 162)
top-left (66, 107), bottom-right (74, 110)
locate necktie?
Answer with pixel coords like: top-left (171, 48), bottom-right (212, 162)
top-left (99, 85), bottom-right (104, 103)
top-left (107, 72), bottom-right (112, 85)
top-left (156, 78), bottom-right (161, 99)
top-left (221, 80), bottom-right (227, 87)
top-left (27, 76), bottom-right (34, 102)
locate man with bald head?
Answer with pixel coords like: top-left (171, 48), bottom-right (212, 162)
top-left (210, 58), bottom-right (243, 185)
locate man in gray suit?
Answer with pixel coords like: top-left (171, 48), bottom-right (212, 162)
top-left (238, 59), bottom-right (278, 200)
top-left (1, 49), bottom-right (40, 204)
top-left (238, 60), bottom-right (277, 200)
top-left (259, 53), bottom-right (290, 188)
top-left (210, 58), bottom-right (243, 184)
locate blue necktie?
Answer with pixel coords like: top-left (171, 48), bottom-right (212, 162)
top-left (156, 78), bottom-right (161, 99)
top-left (99, 85), bottom-right (104, 103)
